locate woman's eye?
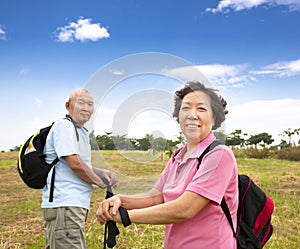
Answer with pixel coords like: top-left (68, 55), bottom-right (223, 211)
top-left (198, 107), bottom-right (207, 111)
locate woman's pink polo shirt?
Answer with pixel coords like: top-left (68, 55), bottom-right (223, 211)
top-left (154, 133), bottom-right (238, 249)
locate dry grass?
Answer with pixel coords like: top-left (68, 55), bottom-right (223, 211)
top-left (0, 151), bottom-right (299, 248)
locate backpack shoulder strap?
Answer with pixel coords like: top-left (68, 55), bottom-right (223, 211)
top-left (171, 148), bottom-right (182, 163)
top-left (221, 198), bottom-right (236, 236)
top-left (65, 115), bottom-right (79, 141)
top-left (48, 115), bottom-right (78, 202)
top-left (196, 140), bottom-right (237, 236)
top-left (197, 140), bottom-right (222, 169)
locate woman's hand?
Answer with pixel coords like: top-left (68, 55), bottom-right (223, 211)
top-left (96, 195), bottom-right (122, 224)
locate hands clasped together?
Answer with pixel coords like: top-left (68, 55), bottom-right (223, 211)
top-left (96, 195), bottom-right (132, 227)
top-left (96, 195), bottom-right (122, 225)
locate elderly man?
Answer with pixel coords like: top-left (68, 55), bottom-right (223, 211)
top-left (42, 89), bottom-right (118, 249)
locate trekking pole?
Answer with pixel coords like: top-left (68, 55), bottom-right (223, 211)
top-left (102, 179), bottom-right (119, 249)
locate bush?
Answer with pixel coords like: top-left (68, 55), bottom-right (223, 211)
top-left (276, 147), bottom-right (300, 161)
top-left (232, 148), bottom-right (270, 159)
top-left (232, 146), bottom-right (300, 161)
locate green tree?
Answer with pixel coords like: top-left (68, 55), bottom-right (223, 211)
top-left (136, 135), bottom-right (151, 151)
top-left (214, 130), bottom-right (227, 143)
top-left (279, 139), bottom-right (289, 149)
top-left (280, 128), bottom-right (300, 147)
top-left (96, 132), bottom-right (115, 150)
top-left (247, 132), bottom-right (274, 148)
top-left (10, 145), bottom-right (21, 152)
top-left (226, 129), bottom-right (247, 148)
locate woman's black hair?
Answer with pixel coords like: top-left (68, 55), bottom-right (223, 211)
top-left (172, 81), bottom-right (228, 130)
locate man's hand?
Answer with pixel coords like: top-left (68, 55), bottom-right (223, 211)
top-left (93, 168), bottom-right (118, 188)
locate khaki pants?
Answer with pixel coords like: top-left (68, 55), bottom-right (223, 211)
top-left (42, 207), bottom-right (88, 249)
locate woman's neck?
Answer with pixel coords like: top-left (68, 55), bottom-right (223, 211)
top-left (182, 143), bottom-right (198, 161)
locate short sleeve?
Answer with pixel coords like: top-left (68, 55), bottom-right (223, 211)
top-left (187, 145), bottom-right (237, 204)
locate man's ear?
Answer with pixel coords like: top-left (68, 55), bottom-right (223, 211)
top-left (65, 101), bottom-right (70, 109)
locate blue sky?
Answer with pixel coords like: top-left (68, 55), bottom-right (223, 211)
top-left (1, 0), bottom-right (300, 151)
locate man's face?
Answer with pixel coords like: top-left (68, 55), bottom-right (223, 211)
top-left (66, 91), bottom-right (94, 127)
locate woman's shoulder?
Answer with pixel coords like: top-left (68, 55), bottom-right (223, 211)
top-left (210, 142), bottom-right (236, 161)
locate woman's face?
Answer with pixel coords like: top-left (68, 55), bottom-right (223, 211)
top-left (179, 91), bottom-right (215, 145)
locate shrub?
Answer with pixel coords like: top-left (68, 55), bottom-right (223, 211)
top-left (276, 147), bottom-right (300, 161)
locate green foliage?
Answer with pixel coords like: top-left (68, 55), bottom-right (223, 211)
top-left (280, 128), bottom-right (300, 146)
top-left (226, 129), bottom-right (247, 147)
top-left (247, 132), bottom-right (274, 147)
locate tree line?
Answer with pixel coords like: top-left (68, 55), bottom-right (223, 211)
top-left (90, 128), bottom-right (300, 152)
top-left (6, 127), bottom-right (300, 153)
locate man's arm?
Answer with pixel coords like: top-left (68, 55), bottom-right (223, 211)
top-left (64, 154), bottom-right (116, 188)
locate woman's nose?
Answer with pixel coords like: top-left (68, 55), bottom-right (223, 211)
top-left (187, 111), bottom-right (198, 119)
top-left (187, 108), bottom-right (198, 119)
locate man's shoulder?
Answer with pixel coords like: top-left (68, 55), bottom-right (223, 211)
top-left (52, 117), bottom-right (73, 130)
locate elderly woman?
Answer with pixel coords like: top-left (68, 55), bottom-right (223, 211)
top-left (96, 81), bottom-right (238, 249)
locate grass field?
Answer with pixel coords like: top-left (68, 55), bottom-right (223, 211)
top-left (0, 150), bottom-right (299, 249)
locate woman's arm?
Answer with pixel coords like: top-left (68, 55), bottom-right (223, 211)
top-left (96, 190), bottom-right (210, 225)
top-left (118, 188), bottom-right (164, 210)
top-left (96, 188), bottom-right (164, 224)
top-left (127, 190), bottom-right (210, 224)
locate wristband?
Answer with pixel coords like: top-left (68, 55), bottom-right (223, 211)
top-left (119, 206), bottom-right (132, 227)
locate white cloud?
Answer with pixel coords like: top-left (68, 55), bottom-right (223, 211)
top-left (127, 110), bottom-right (179, 139)
top-left (206, 0), bottom-right (300, 13)
top-left (110, 69), bottom-right (124, 75)
top-left (226, 98), bottom-right (300, 144)
top-left (196, 64), bottom-right (253, 88)
top-left (93, 97), bottom-right (300, 145)
top-left (0, 25), bottom-right (7, 40)
top-left (161, 64), bottom-right (254, 88)
top-left (165, 58), bottom-right (300, 90)
top-left (54, 17), bottom-right (110, 43)
top-left (252, 59), bottom-right (300, 77)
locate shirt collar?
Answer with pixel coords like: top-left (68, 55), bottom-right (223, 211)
top-left (66, 114), bottom-right (88, 132)
top-left (175, 132), bottom-right (216, 161)
top-left (193, 132), bottom-right (216, 158)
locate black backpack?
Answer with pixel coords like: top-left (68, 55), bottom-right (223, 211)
top-left (197, 140), bottom-right (274, 249)
top-left (17, 115), bottom-right (78, 202)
